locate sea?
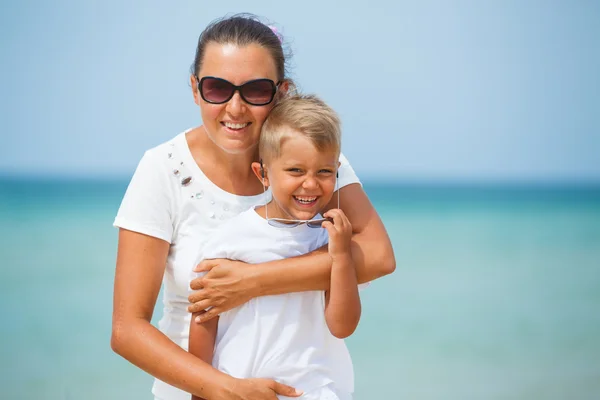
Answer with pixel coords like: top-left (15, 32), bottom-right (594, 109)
top-left (1, 177), bottom-right (599, 400)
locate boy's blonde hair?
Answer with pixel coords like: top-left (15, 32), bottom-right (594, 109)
top-left (259, 94), bottom-right (341, 162)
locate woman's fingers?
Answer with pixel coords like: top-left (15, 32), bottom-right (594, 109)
top-left (187, 282), bottom-right (208, 302)
top-left (187, 298), bottom-right (213, 313)
top-left (194, 258), bottom-right (218, 273)
top-left (189, 275), bottom-right (204, 291)
top-left (195, 307), bottom-right (221, 323)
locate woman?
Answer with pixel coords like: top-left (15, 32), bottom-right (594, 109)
top-left (111, 14), bottom-right (395, 400)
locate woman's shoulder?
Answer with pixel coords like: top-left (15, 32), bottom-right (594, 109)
top-left (132, 130), bottom-right (191, 175)
top-left (114, 130), bottom-right (191, 242)
top-left (142, 130), bottom-right (187, 161)
top-left (337, 152), bottom-right (362, 188)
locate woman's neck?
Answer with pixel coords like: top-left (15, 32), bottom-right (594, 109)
top-left (186, 126), bottom-right (263, 196)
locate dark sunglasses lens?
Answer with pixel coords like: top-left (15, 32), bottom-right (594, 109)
top-left (201, 78), bottom-right (234, 103)
top-left (242, 80), bottom-right (275, 105)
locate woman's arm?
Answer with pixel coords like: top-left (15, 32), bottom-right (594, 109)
top-left (111, 229), bottom-right (232, 398)
top-left (111, 229), bottom-right (301, 399)
top-left (189, 183), bottom-right (395, 319)
top-left (260, 182), bottom-right (396, 286)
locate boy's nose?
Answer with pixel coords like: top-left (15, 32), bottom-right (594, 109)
top-left (302, 176), bottom-right (318, 189)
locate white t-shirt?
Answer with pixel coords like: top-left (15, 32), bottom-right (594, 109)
top-left (113, 130), bottom-right (361, 400)
top-left (202, 208), bottom-right (354, 396)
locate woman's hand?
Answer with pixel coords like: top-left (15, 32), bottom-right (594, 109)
top-left (219, 378), bottom-right (303, 400)
top-left (188, 259), bottom-right (257, 323)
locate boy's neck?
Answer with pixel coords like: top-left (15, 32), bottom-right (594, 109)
top-left (258, 200), bottom-right (320, 222)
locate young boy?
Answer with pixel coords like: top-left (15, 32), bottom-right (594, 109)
top-left (189, 95), bottom-right (361, 400)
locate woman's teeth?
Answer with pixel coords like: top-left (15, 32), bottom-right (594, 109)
top-left (223, 122), bottom-right (249, 129)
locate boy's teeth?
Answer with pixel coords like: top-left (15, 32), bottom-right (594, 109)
top-left (224, 122), bottom-right (249, 129)
top-left (295, 196), bottom-right (317, 203)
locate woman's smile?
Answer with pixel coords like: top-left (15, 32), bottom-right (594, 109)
top-left (222, 121), bottom-right (251, 130)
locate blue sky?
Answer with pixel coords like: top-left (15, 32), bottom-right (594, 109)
top-left (1, 0), bottom-right (599, 182)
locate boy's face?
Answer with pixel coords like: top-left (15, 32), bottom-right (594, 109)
top-left (262, 128), bottom-right (339, 222)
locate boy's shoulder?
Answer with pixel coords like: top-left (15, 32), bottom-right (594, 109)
top-left (203, 208), bottom-right (267, 258)
top-left (211, 207), bottom-right (264, 238)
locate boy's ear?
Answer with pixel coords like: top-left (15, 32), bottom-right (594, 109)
top-left (251, 161), bottom-right (269, 186)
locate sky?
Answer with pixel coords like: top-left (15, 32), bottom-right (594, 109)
top-left (1, 0), bottom-right (599, 183)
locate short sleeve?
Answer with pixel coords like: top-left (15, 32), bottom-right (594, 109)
top-left (338, 153), bottom-right (361, 189)
top-left (113, 149), bottom-right (175, 243)
top-left (189, 227), bottom-right (232, 296)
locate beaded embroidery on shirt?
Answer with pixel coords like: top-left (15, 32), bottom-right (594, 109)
top-left (164, 139), bottom-right (264, 223)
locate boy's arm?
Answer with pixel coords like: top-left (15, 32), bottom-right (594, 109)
top-left (322, 209), bottom-right (362, 339)
top-left (324, 254), bottom-right (361, 338)
top-left (189, 312), bottom-right (219, 400)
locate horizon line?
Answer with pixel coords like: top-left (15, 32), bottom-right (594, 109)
top-left (1, 172), bottom-right (600, 189)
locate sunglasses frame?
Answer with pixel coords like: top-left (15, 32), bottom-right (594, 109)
top-left (262, 170), bottom-right (340, 229)
top-left (197, 76), bottom-right (280, 106)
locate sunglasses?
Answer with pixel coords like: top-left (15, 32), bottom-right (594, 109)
top-left (197, 76), bottom-right (280, 106)
top-left (262, 172), bottom-right (340, 229)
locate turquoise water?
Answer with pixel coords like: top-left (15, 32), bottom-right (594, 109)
top-left (1, 178), bottom-right (600, 399)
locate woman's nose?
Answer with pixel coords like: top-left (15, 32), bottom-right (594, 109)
top-left (225, 91), bottom-right (246, 117)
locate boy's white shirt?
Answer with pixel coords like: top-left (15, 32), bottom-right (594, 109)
top-left (197, 208), bottom-right (355, 395)
top-left (113, 131), bottom-right (362, 400)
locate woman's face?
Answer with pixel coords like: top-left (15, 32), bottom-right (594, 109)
top-left (192, 42), bottom-right (280, 155)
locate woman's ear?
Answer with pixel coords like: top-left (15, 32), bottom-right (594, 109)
top-left (251, 161), bottom-right (269, 186)
top-left (279, 80), bottom-right (290, 96)
top-left (191, 74), bottom-right (201, 106)
top-left (276, 80), bottom-right (293, 101)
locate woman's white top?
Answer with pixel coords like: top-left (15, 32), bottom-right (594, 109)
top-left (113, 130), bottom-right (361, 400)
top-left (204, 208), bottom-right (354, 396)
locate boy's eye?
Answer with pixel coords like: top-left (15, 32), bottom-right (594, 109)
top-left (319, 169), bottom-right (334, 174)
top-left (286, 168), bottom-right (303, 173)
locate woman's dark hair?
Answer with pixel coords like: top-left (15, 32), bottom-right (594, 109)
top-left (191, 13), bottom-right (291, 83)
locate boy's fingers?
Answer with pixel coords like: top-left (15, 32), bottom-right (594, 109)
top-left (272, 381), bottom-right (303, 397)
top-left (329, 209), bottom-right (345, 229)
top-left (321, 221), bottom-right (335, 235)
top-left (323, 209), bottom-right (339, 219)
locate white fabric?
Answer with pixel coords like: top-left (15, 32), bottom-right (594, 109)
top-left (201, 208), bottom-right (354, 398)
top-left (113, 130), bottom-right (361, 400)
top-left (280, 382), bottom-right (352, 400)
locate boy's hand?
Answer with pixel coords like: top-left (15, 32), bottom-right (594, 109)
top-left (322, 208), bottom-right (353, 261)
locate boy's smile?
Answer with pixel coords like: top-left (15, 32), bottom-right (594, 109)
top-left (259, 128), bottom-right (339, 222)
